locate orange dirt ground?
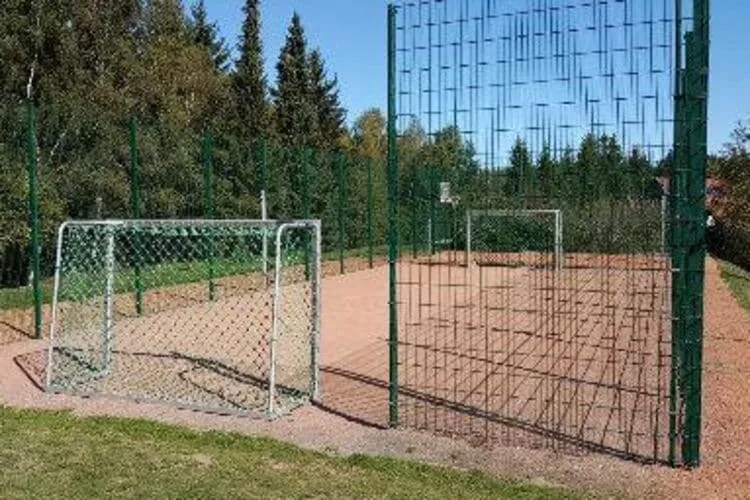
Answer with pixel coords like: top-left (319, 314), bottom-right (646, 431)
top-left (2, 257), bottom-right (750, 498)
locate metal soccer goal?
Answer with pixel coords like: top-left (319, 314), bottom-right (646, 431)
top-left (45, 219), bottom-right (321, 417)
top-left (466, 209), bottom-right (564, 272)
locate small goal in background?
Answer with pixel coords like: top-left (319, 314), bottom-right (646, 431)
top-left (466, 209), bottom-right (564, 272)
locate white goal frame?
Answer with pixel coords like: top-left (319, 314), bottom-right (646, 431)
top-left (45, 219), bottom-right (322, 417)
top-left (466, 209), bottom-right (564, 272)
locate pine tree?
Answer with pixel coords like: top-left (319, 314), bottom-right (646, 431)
top-left (537, 145), bottom-right (555, 198)
top-left (189, 0), bottom-right (230, 72)
top-left (599, 135), bottom-right (625, 199)
top-left (504, 138), bottom-right (534, 200)
top-left (273, 13), bottom-right (316, 147)
top-left (234, 0), bottom-right (268, 139)
top-left (575, 133), bottom-right (600, 203)
top-left (308, 49), bottom-right (346, 148)
top-left (146, 0), bottom-right (186, 40)
top-left (628, 147), bottom-right (654, 198)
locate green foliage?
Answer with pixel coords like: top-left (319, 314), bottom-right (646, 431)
top-left (504, 138), bottom-right (535, 199)
top-left (714, 120), bottom-right (750, 225)
top-left (309, 49), bottom-right (346, 148)
top-left (234, 0), bottom-right (268, 140)
top-left (189, 0), bottom-right (230, 73)
top-left (272, 15), bottom-right (346, 151)
top-left (707, 119), bottom-right (750, 269)
top-left (145, 0), bottom-right (187, 40)
top-left (273, 13), bottom-right (315, 148)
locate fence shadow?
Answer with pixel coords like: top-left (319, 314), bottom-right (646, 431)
top-left (318, 335), bottom-right (671, 466)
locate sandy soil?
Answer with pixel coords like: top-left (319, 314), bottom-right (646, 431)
top-left (2, 257), bottom-right (750, 498)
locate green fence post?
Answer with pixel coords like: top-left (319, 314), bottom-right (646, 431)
top-left (429, 166), bottom-right (437, 255)
top-left (259, 138), bottom-right (269, 203)
top-left (682, 0), bottom-right (709, 467)
top-left (411, 171), bottom-right (417, 258)
top-left (668, 0), bottom-right (684, 466)
top-left (367, 157), bottom-right (374, 268)
top-left (257, 138), bottom-right (270, 278)
top-left (303, 148), bottom-right (312, 280)
top-left (336, 152), bottom-right (346, 275)
top-left (202, 130), bottom-right (216, 301)
top-left (26, 100), bottom-right (42, 338)
top-left (387, 3), bottom-right (399, 428)
top-left (129, 117), bottom-right (144, 317)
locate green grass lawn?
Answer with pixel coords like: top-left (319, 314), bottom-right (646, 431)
top-left (0, 407), bottom-right (580, 499)
top-left (719, 261), bottom-right (750, 313)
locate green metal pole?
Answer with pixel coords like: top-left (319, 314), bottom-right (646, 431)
top-left (429, 167), bottom-right (437, 255)
top-left (682, 0), bottom-right (709, 467)
top-left (303, 149), bottom-right (312, 220)
top-left (668, 0), bottom-right (683, 467)
top-left (387, 3), bottom-right (399, 428)
top-left (26, 100), bottom-right (42, 338)
top-left (129, 117), bottom-right (144, 317)
top-left (336, 153), bottom-right (346, 275)
top-left (258, 138), bottom-right (269, 278)
top-left (303, 148), bottom-right (312, 280)
top-left (203, 130), bottom-right (216, 301)
top-left (411, 172), bottom-right (417, 258)
top-left (367, 158), bottom-right (374, 268)
top-left (260, 138), bottom-right (269, 200)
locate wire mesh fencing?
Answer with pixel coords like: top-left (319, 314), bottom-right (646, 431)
top-left (387, 0), bottom-right (709, 467)
top-left (1, 103), bottom-right (389, 348)
top-left (45, 219), bottom-right (321, 417)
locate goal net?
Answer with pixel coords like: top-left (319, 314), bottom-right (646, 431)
top-left (467, 209), bottom-right (563, 271)
top-left (45, 219), bottom-right (321, 417)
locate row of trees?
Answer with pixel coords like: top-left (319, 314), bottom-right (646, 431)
top-left (0, 0), bottom-right (670, 287)
top-left (397, 126), bottom-right (664, 210)
top-left (0, 1), bottom-right (365, 253)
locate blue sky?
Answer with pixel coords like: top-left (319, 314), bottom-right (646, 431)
top-left (204, 0), bottom-right (749, 154)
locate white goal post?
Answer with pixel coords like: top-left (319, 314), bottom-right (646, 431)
top-left (45, 219), bottom-right (322, 417)
top-left (466, 209), bottom-right (564, 272)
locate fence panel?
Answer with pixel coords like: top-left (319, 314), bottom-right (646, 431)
top-left (387, 0), bottom-right (709, 467)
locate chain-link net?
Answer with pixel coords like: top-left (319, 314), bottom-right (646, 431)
top-left (46, 219), bottom-right (320, 417)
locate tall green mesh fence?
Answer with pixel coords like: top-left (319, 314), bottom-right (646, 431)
top-left (0, 108), bottom-right (389, 347)
top-left (387, 0), bottom-right (709, 467)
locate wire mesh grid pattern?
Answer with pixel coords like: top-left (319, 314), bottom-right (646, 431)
top-left (45, 219), bottom-right (321, 417)
top-left (388, 0), bottom-right (709, 467)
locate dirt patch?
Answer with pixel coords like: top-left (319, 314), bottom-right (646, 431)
top-left (1, 257), bottom-right (749, 498)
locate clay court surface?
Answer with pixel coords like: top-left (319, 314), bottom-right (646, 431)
top-left (2, 257), bottom-right (750, 498)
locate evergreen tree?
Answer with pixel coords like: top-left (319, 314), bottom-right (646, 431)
top-left (234, 0), bottom-right (268, 139)
top-left (599, 134), bottom-right (626, 199)
top-left (273, 13), bottom-right (316, 147)
top-left (575, 133), bottom-right (600, 203)
top-left (308, 49), bottom-right (346, 148)
top-left (537, 145), bottom-right (555, 198)
top-left (189, 0), bottom-right (230, 72)
top-left (557, 147), bottom-right (577, 200)
top-left (146, 0), bottom-right (186, 40)
top-left (627, 147), bottom-right (654, 198)
top-left (504, 138), bottom-right (534, 200)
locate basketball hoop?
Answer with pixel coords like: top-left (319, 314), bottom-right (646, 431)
top-left (439, 182), bottom-right (459, 205)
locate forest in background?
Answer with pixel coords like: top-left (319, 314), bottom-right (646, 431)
top-left (1, 0), bottom-right (747, 286)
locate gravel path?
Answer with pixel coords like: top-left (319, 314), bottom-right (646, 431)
top-left (2, 257), bottom-right (749, 499)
